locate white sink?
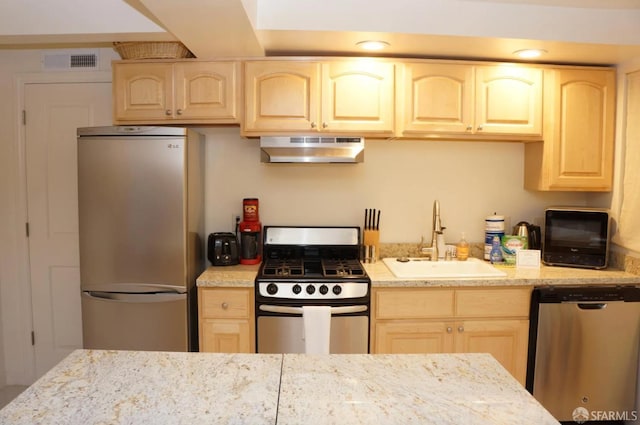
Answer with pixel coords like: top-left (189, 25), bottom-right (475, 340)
top-left (382, 257), bottom-right (507, 279)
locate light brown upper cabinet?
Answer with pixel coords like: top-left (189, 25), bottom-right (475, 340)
top-left (113, 61), bottom-right (240, 124)
top-left (243, 60), bottom-right (395, 135)
top-left (525, 68), bottom-right (615, 191)
top-left (398, 63), bottom-right (543, 139)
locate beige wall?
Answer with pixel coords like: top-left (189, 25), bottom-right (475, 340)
top-left (200, 127), bottom-right (588, 245)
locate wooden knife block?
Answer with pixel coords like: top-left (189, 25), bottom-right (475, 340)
top-left (363, 229), bottom-right (380, 262)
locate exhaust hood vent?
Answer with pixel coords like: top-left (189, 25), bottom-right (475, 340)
top-left (260, 136), bottom-right (365, 163)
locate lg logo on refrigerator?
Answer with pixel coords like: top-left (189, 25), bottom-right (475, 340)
top-left (167, 143), bottom-right (181, 149)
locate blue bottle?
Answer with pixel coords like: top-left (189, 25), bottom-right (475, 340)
top-left (490, 236), bottom-right (503, 264)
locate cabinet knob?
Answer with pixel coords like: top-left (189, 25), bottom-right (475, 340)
top-left (477, 125), bottom-right (484, 131)
top-left (458, 325), bottom-right (464, 333)
top-left (466, 125), bottom-right (472, 131)
top-left (311, 122), bottom-right (317, 128)
top-left (446, 326), bottom-right (453, 333)
top-left (165, 109), bottom-right (172, 116)
top-left (221, 302), bottom-right (229, 310)
top-left (322, 122), bottom-right (328, 129)
top-left (176, 109), bottom-right (183, 115)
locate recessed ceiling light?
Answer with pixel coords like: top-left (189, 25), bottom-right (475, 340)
top-left (513, 49), bottom-right (547, 59)
top-left (356, 40), bottom-right (390, 51)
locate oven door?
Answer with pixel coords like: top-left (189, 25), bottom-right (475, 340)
top-left (257, 305), bottom-right (369, 354)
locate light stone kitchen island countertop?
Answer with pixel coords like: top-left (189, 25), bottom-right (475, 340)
top-left (0, 350), bottom-right (282, 425)
top-left (0, 350), bottom-right (559, 425)
top-left (196, 261), bottom-right (640, 288)
top-left (278, 353), bottom-right (559, 425)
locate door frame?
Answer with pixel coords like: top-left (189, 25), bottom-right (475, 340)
top-left (7, 71), bottom-right (111, 384)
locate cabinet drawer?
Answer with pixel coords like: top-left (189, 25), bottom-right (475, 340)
top-left (455, 288), bottom-right (531, 318)
top-left (374, 289), bottom-right (455, 319)
top-left (199, 288), bottom-right (252, 319)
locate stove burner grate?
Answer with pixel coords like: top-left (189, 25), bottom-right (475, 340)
top-left (261, 259), bottom-right (304, 277)
top-left (321, 259), bottom-right (365, 277)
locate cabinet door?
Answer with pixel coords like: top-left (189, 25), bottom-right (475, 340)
top-left (475, 66), bottom-right (542, 136)
top-left (454, 319), bottom-right (529, 385)
top-left (113, 62), bottom-right (173, 122)
top-left (198, 287), bottom-right (254, 353)
top-left (244, 61), bottom-right (320, 132)
top-left (399, 63), bottom-right (473, 135)
top-left (535, 68), bottom-right (615, 191)
top-left (200, 319), bottom-right (252, 353)
top-left (374, 321), bottom-right (454, 354)
top-left (174, 61), bottom-right (240, 122)
top-left (321, 61), bottom-right (395, 134)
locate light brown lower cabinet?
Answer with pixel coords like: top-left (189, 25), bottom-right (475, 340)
top-left (198, 287), bottom-right (255, 353)
top-left (371, 287), bottom-right (531, 386)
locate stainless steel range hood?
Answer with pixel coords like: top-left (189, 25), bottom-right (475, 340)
top-left (260, 136), bottom-right (364, 163)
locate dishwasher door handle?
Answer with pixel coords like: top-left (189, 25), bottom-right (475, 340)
top-left (259, 305), bottom-right (368, 315)
top-left (577, 303), bottom-right (607, 310)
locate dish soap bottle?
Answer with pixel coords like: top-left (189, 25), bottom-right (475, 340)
top-left (456, 232), bottom-right (470, 261)
top-left (490, 235), bottom-right (503, 264)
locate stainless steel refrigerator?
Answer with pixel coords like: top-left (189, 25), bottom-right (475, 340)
top-left (77, 126), bottom-right (204, 352)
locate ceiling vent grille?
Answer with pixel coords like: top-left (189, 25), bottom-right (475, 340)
top-left (42, 51), bottom-right (99, 71)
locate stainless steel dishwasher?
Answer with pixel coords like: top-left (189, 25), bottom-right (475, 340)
top-left (527, 286), bottom-right (640, 422)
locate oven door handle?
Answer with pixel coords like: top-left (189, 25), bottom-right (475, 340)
top-left (258, 305), bottom-right (368, 315)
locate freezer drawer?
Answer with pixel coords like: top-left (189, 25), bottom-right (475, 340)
top-left (82, 291), bottom-right (188, 352)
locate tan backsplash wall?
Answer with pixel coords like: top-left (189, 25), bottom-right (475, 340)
top-left (201, 127), bottom-right (591, 244)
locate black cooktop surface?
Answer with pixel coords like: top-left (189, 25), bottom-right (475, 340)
top-left (259, 257), bottom-right (366, 279)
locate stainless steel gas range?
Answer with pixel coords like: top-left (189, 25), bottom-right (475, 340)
top-left (255, 226), bottom-right (371, 354)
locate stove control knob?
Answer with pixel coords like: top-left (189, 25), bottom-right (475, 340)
top-left (266, 283), bottom-right (278, 295)
top-left (319, 285), bottom-right (329, 295)
top-left (332, 285), bottom-right (342, 295)
top-left (292, 284), bottom-right (302, 295)
top-left (306, 285), bottom-right (316, 295)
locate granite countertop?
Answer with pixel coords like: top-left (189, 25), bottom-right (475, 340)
top-left (197, 264), bottom-right (260, 287)
top-left (363, 260), bottom-right (640, 288)
top-left (0, 350), bottom-right (282, 425)
top-left (0, 350), bottom-right (559, 425)
top-left (196, 261), bottom-right (640, 288)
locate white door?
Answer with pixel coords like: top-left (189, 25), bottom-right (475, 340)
top-left (24, 82), bottom-right (112, 377)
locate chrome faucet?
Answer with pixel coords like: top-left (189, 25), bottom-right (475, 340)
top-left (421, 200), bottom-right (443, 261)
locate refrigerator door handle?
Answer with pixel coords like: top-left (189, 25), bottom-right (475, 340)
top-left (81, 283), bottom-right (186, 294)
top-left (83, 291), bottom-right (186, 303)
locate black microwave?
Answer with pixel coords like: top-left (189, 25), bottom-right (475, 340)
top-left (542, 207), bottom-right (611, 269)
